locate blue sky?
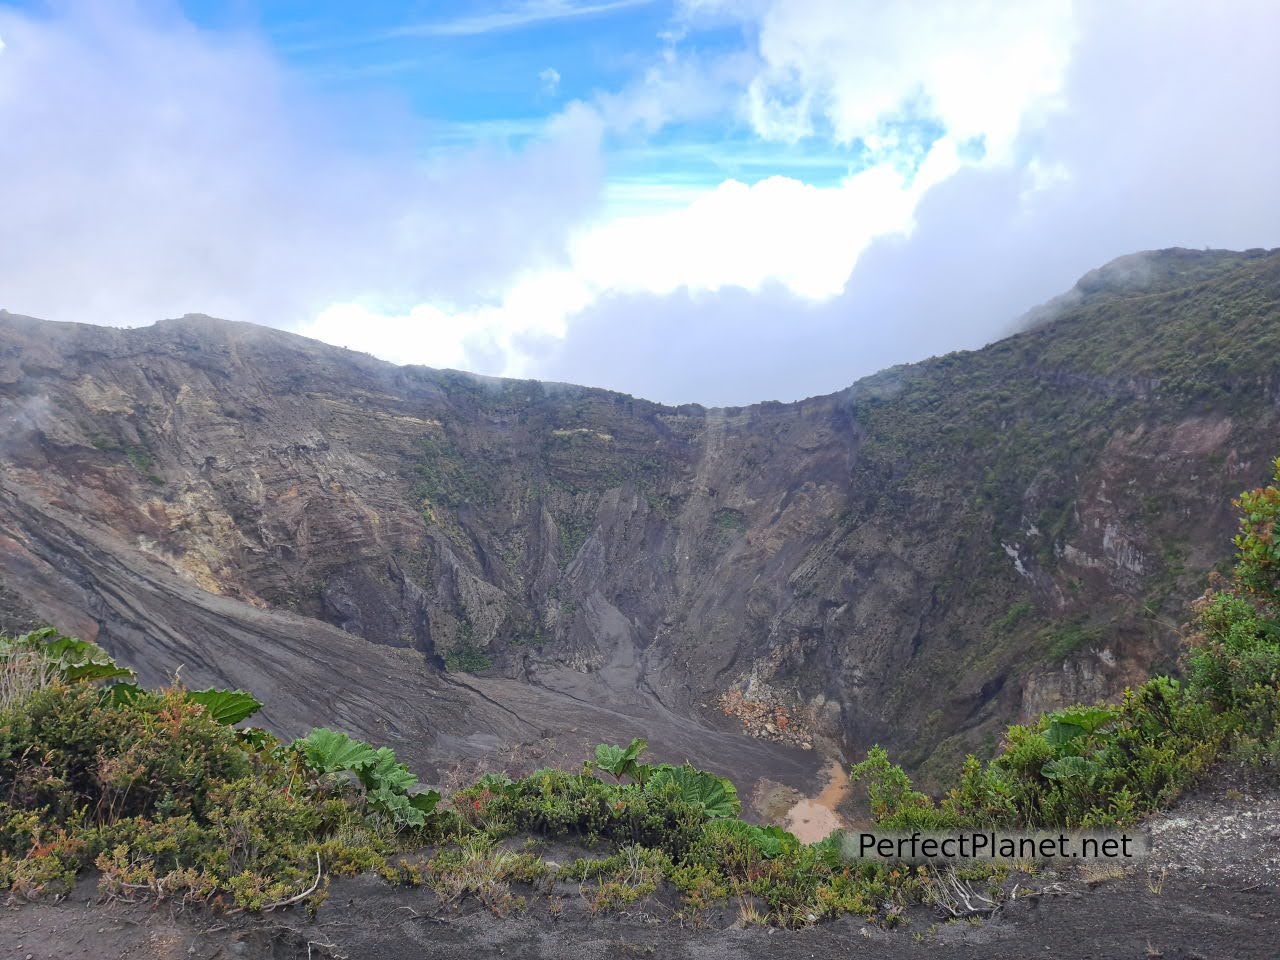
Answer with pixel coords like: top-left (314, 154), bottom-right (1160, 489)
top-left (192, 1), bottom-right (865, 196)
top-left (0, 1), bottom-right (1277, 403)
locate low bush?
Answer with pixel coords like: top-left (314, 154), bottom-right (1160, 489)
top-left (0, 632), bottom-right (441, 908)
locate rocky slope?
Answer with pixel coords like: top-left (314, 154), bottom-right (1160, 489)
top-left (1, 247), bottom-right (1278, 781)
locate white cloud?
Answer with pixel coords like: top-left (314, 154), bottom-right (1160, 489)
top-left (393, 0), bottom-right (657, 38)
top-left (0, 4), bottom-right (604, 330)
top-left (300, 270), bottom-right (593, 374)
top-left (687, 0), bottom-right (1076, 160)
top-left (539, 66), bottom-right (561, 94)
top-left (593, 45), bottom-right (757, 134)
top-left (573, 142), bottom-right (959, 300)
top-left (0, 1), bottom-right (1084, 385)
top-left (330, 0), bottom-right (1085, 383)
top-left (532, 0), bottom-right (1280, 404)
top-left (314, 137), bottom-right (963, 379)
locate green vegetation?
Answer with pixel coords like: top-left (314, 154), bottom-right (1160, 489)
top-left (991, 600), bottom-right (1034, 635)
top-left (1, 459), bottom-right (1277, 926)
top-left (556, 512), bottom-right (594, 561)
top-left (592, 736), bottom-right (649, 782)
top-left (90, 433), bottom-right (157, 476)
top-left (712, 508), bottom-right (746, 533)
top-left (0, 646), bottom-right (899, 924)
top-left (443, 641), bottom-right (493, 673)
top-left (854, 457), bottom-right (1280, 833)
top-left (849, 251), bottom-right (1280, 593)
top-left (1037, 619), bottom-right (1105, 662)
top-left (294, 728), bottom-right (442, 828)
top-left (412, 433), bottom-right (498, 511)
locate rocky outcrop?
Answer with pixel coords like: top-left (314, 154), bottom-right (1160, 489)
top-left (1, 247), bottom-right (1278, 781)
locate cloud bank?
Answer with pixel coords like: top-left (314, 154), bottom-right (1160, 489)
top-left (0, 1), bottom-right (1277, 405)
top-left (0, 2), bottom-right (603, 330)
top-left (531, 1), bottom-right (1280, 403)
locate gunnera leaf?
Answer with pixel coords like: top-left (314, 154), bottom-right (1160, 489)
top-left (1053, 705), bottom-right (1119, 735)
top-left (645, 763), bottom-right (740, 819)
top-left (185, 688), bottom-right (263, 725)
top-left (1041, 755), bottom-right (1100, 782)
top-left (594, 737), bottom-right (648, 780)
top-left (295, 728), bottom-right (379, 774)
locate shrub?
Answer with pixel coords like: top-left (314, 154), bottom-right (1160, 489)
top-left (0, 684), bottom-right (252, 825)
top-left (564, 844), bottom-right (671, 913)
top-left (1232, 456), bottom-right (1280, 604)
top-left (294, 728), bottom-right (443, 828)
top-left (427, 834), bottom-right (547, 915)
top-left (0, 671), bottom-right (428, 910)
top-left (459, 766), bottom-right (706, 853)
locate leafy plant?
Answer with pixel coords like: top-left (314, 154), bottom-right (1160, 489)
top-left (294, 728), bottom-right (441, 828)
top-left (856, 461), bottom-right (1280, 833)
top-left (296, 727), bottom-right (379, 775)
top-left (1041, 755), bottom-right (1101, 783)
top-left (593, 737), bottom-right (648, 782)
top-left (1, 628), bottom-right (135, 685)
top-left (1, 630), bottom-right (259, 726)
top-left (644, 764), bottom-right (740, 819)
top-left (185, 688), bottom-right (263, 726)
top-left (1043, 705), bottom-right (1118, 752)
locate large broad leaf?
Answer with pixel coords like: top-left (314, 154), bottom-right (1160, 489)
top-left (64, 661), bottom-right (135, 683)
top-left (185, 688), bottom-right (262, 725)
top-left (40, 632), bottom-right (104, 660)
top-left (409, 789), bottom-right (442, 816)
top-left (293, 730), bottom-right (435, 826)
top-left (756, 824), bottom-right (799, 858)
top-left (1041, 755), bottom-right (1101, 782)
top-left (352, 747), bottom-right (419, 795)
top-left (645, 764), bottom-right (740, 819)
top-left (369, 786), bottom-right (426, 827)
top-left (1043, 705), bottom-right (1119, 753)
top-left (295, 728), bottom-right (379, 774)
top-left (31, 630), bottom-right (136, 685)
top-left (1053, 705), bottom-right (1118, 735)
top-left (1043, 720), bottom-right (1089, 750)
top-left (372, 788), bottom-right (442, 828)
top-left (594, 737), bottom-right (647, 781)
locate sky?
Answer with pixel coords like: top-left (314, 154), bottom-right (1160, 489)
top-left (0, 1), bottom-right (1277, 406)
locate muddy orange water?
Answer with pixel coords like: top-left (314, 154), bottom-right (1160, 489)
top-left (783, 759), bottom-right (850, 843)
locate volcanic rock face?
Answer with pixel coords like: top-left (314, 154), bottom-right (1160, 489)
top-left (1, 247), bottom-right (1278, 781)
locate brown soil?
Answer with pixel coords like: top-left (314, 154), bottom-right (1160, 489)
top-left (4, 768), bottom-right (1278, 960)
top-left (784, 758), bottom-right (851, 842)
